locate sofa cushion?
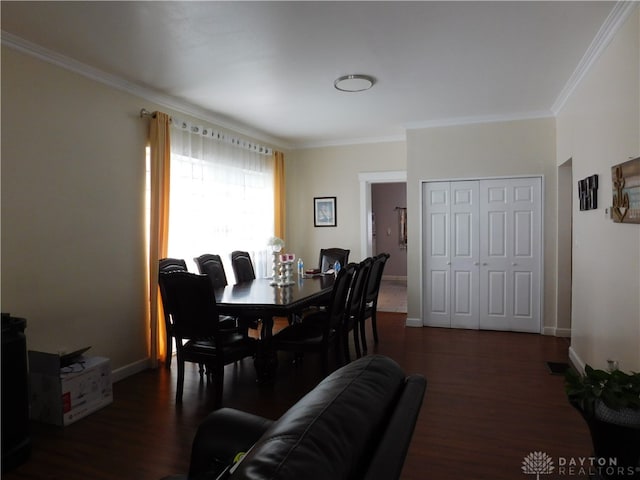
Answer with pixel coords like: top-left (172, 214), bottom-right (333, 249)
top-left (231, 355), bottom-right (406, 480)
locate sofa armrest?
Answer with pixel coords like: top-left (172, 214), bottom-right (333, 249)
top-left (188, 408), bottom-right (274, 479)
top-left (363, 374), bottom-right (427, 480)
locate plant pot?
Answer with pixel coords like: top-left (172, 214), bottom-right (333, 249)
top-left (595, 402), bottom-right (640, 428)
top-left (572, 402), bottom-right (640, 480)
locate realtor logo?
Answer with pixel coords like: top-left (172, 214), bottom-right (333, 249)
top-left (522, 451), bottom-right (555, 479)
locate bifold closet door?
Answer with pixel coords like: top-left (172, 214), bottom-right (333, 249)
top-left (479, 178), bottom-right (541, 333)
top-left (423, 177), bottom-right (541, 333)
top-left (423, 181), bottom-right (479, 329)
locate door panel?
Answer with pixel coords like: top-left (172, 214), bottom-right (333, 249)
top-left (450, 181), bottom-right (479, 329)
top-left (423, 182), bottom-right (451, 327)
top-left (480, 177), bottom-right (541, 332)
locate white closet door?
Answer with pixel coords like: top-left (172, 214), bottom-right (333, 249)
top-left (450, 181), bottom-right (480, 329)
top-left (479, 177), bottom-right (541, 333)
top-left (423, 182), bottom-right (451, 327)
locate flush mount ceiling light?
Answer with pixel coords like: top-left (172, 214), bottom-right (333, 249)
top-left (334, 74), bottom-right (375, 92)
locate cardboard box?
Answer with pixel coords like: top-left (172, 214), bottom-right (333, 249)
top-left (28, 352), bottom-right (113, 426)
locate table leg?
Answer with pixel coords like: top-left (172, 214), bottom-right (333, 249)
top-left (254, 316), bottom-right (277, 383)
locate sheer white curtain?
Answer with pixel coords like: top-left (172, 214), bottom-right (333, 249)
top-left (168, 118), bottom-right (274, 280)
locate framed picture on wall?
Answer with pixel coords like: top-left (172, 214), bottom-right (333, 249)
top-left (314, 197), bottom-right (337, 227)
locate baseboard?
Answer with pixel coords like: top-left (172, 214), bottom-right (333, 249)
top-left (405, 317), bottom-right (423, 328)
top-left (112, 357), bottom-right (151, 383)
top-left (568, 346), bottom-right (585, 373)
top-left (382, 275), bottom-right (407, 281)
top-left (542, 326), bottom-right (572, 337)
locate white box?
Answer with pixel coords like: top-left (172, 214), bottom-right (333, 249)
top-left (29, 352), bottom-right (113, 426)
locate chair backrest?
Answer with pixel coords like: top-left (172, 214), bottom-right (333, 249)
top-left (159, 258), bottom-right (188, 273)
top-left (348, 257), bottom-right (374, 318)
top-left (231, 251), bottom-right (256, 283)
top-left (326, 262), bottom-right (358, 330)
top-left (158, 271), bottom-right (220, 340)
top-left (365, 253), bottom-right (390, 304)
top-left (319, 248), bottom-right (350, 273)
top-left (158, 258), bottom-right (188, 322)
top-left (194, 254), bottom-right (228, 289)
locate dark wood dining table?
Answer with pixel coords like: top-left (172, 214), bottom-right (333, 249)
top-left (214, 275), bottom-right (335, 380)
top-left (215, 275), bottom-right (335, 329)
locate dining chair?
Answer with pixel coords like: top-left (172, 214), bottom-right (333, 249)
top-left (318, 248), bottom-right (350, 273)
top-left (270, 262), bottom-right (358, 372)
top-left (194, 253), bottom-right (243, 334)
top-left (158, 258), bottom-right (188, 369)
top-left (231, 251), bottom-right (256, 283)
top-left (360, 253), bottom-right (390, 354)
top-left (344, 257), bottom-right (374, 362)
top-left (194, 254), bottom-right (228, 289)
top-left (229, 250), bottom-right (264, 334)
top-left (158, 271), bottom-right (258, 407)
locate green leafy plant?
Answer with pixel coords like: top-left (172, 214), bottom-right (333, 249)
top-left (565, 365), bottom-right (640, 418)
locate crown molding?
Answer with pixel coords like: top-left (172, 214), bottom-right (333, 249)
top-left (551, 1), bottom-right (638, 114)
top-left (294, 132), bottom-right (407, 150)
top-left (404, 110), bottom-right (554, 131)
top-left (1, 30), bottom-right (290, 150)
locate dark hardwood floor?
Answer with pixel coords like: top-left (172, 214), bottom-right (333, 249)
top-left (4, 313), bottom-right (593, 480)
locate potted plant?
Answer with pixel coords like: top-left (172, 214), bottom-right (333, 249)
top-left (565, 365), bottom-right (640, 479)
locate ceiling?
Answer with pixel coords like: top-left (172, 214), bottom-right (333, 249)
top-left (1, 1), bottom-right (619, 149)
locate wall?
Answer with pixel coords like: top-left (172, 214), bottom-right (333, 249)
top-left (371, 182), bottom-right (407, 277)
top-left (285, 142), bottom-right (406, 267)
top-left (406, 118), bottom-right (558, 330)
top-left (555, 9), bottom-right (640, 371)
top-left (1, 46), bottom-right (149, 374)
top-left (0, 46), bottom-right (277, 378)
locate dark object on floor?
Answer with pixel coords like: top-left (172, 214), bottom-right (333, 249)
top-left (1, 314), bottom-right (31, 472)
top-left (162, 355), bottom-right (427, 480)
top-left (547, 361), bottom-right (570, 375)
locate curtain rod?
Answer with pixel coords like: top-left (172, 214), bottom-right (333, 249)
top-left (139, 107), bottom-right (274, 156)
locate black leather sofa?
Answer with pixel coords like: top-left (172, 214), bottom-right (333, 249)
top-left (163, 355), bottom-right (427, 480)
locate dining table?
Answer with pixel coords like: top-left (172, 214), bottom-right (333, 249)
top-left (214, 274), bottom-right (335, 380)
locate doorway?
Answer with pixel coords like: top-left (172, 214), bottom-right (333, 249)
top-left (359, 171), bottom-right (407, 313)
top-left (556, 159), bottom-right (573, 337)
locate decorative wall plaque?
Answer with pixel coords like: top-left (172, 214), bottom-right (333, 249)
top-left (578, 174), bottom-right (598, 211)
top-left (611, 157), bottom-right (640, 224)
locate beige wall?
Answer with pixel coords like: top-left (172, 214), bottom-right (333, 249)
top-left (285, 142), bottom-right (406, 266)
top-left (2, 47), bottom-right (149, 373)
top-left (1, 46), bottom-right (276, 378)
top-left (556, 9), bottom-right (640, 371)
top-left (406, 118), bottom-right (558, 330)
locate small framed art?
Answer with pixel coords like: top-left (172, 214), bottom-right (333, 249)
top-left (314, 196), bottom-right (337, 227)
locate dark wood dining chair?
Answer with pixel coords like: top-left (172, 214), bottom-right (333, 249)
top-left (194, 254), bottom-right (228, 289)
top-left (270, 262), bottom-right (357, 372)
top-left (231, 251), bottom-right (256, 283)
top-left (319, 247), bottom-right (350, 273)
top-left (158, 258), bottom-right (188, 369)
top-left (345, 257), bottom-right (374, 361)
top-left (229, 250), bottom-right (263, 334)
top-left (158, 271), bottom-right (258, 407)
top-left (360, 253), bottom-right (390, 354)
top-left (194, 253), bottom-right (242, 334)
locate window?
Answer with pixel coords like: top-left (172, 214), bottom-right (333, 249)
top-left (166, 119), bottom-right (274, 279)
